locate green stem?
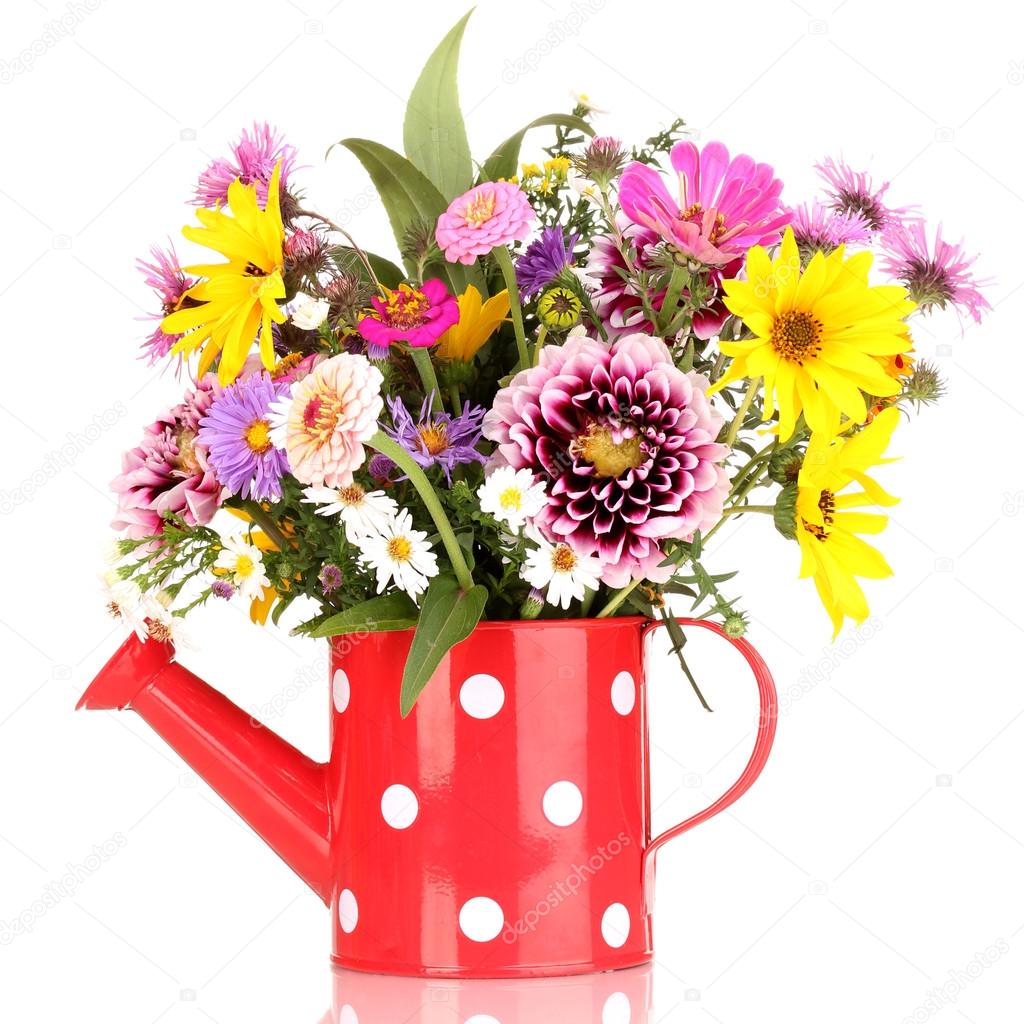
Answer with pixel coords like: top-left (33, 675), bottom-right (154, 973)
top-left (410, 347), bottom-right (443, 410)
top-left (596, 578), bottom-right (642, 619)
top-left (721, 504), bottom-right (774, 516)
top-left (492, 246), bottom-right (530, 370)
top-left (724, 380), bottom-right (759, 450)
top-left (532, 324), bottom-right (548, 366)
top-left (241, 500), bottom-right (290, 551)
top-left (449, 383), bottom-right (463, 415)
top-left (367, 431), bottom-right (474, 593)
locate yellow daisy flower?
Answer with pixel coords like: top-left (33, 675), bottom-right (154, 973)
top-left (435, 285), bottom-right (509, 362)
top-left (712, 228), bottom-right (915, 440)
top-left (162, 163), bottom-right (287, 384)
top-left (795, 407), bottom-right (900, 636)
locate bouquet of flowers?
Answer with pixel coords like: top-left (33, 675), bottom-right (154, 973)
top-left (101, 13), bottom-right (988, 713)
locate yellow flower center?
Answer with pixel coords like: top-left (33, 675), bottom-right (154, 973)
top-left (417, 422), bottom-right (450, 456)
top-left (771, 310), bottom-right (823, 364)
top-left (272, 352), bottom-right (304, 378)
top-left (499, 487), bottom-right (522, 511)
top-left (174, 428), bottom-right (201, 474)
top-left (551, 544), bottom-right (578, 574)
top-left (573, 424), bottom-right (644, 478)
top-left (802, 488), bottom-right (836, 542)
top-left (463, 190), bottom-right (496, 227)
top-left (235, 554), bottom-right (255, 578)
top-left (244, 419), bottom-right (272, 454)
top-left (387, 536), bottom-right (413, 562)
top-left (680, 202), bottom-right (727, 243)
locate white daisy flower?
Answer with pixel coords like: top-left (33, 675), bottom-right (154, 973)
top-left (520, 528), bottom-right (602, 610)
top-left (301, 483), bottom-right (399, 542)
top-left (567, 169), bottom-right (603, 206)
top-left (570, 89), bottom-right (608, 114)
top-left (359, 509), bottom-right (439, 600)
top-left (478, 467), bottom-right (547, 533)
top-left (137, 592), bottom-right (191, 648)
top-left (214, 536), bottom-right (271, 602)
top-left (100, 570), bottom-right (142, 623)
top-left (290, 295), bottom-right (330, 331)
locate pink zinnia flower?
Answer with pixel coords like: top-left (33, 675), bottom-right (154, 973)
top-left (880, 220), bottom-right (991, 323)
top-left (617, 140), bottom-right (790, 268)
top-left (435, 181), bottom-right (534, 264)
top-left (788, 201), bottom-right (872, 253)
top-left (483, 332), bottom-right (728, 587)
top-left (269, 353), bottom-right (383, 487)
top-left (194, 122), bottom-right (298, 208)
top-left (357, 280), bottom-right (459, 357)
top-left (111, 376), bottom-right (224, 540)
top-left (815, 157), bottom-right (915, 232)
top-left (136, 242), bottom-right (196, 364)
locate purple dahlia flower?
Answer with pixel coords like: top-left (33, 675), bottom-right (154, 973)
top-left (483, 333), bottom-right (729, 587)
top-left (516, 226), bottom-right (578, 298)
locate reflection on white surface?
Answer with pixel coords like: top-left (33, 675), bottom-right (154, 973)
top-left (321, 964), bottom-right (653, 1024)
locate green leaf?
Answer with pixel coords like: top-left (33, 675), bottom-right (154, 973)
top-left (334, 247), bottom-right (405, 289)
top-left (403, 9), bottom-right (474, 199)
top-left (481, 114), bottom-right (594, 182)
top-left (400, 575), bottom-right (487, 716)
top-left (309, 593), bottom-right (420, 638)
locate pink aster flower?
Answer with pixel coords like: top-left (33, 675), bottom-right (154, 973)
top-left (815, 156), bottom-right (916, 232)
top-left (111, 376), bottom-right (224, 541)
top-left (483, 331), bottom-right (729, 587)
top-left (357, 280), bottom-right (459, 357)
top-left (788, 200), bottom-right (872, 254)
top-left (136, 242), bottom-right (196, 364)
top-left (269, 353), bottom-right (384, 487)
top-left (435, 181), bottom-right (534, 265)
top-left (879, 220), bottom-right (992, 323)
top-left (618, 140), bottom-right (790, 268)
top-left (194, 122), bottom-right (298, 208)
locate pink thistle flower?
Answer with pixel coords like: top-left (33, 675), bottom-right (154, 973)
top-left (815, 156), bottom-right (915, 232)
top-left (880, 220), bottom-right (992, 323)
top-left (435, 181), bottom-right (535, 265)
top-left (136, 242), bottom-right (196, 364)
top-left (111, 376), bottom-right (225, 541)
top-left (194, 122), bottom-right (298, 208)
top-left (788, 200), bottom-right (872, 254)
top-left (268, 353), bottom-right (383, 488)
top-left (357, 280), bottom-right (459, 357)
top-left (618, 140), bottom-right (790, 268)
top-left (483, 332), bottom-right (729, 587)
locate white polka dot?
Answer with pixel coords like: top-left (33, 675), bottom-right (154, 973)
top-left (459, 897), bottom-right (505, 942)
top-left (338, 889), bottom-right (358, 933)
top-left (380, 784), bottom-right (419, 829)
top-left (459, 673), bottom-right (505, 719)
top-left (339, 1006), bottom-right (359, 1024)
top-left (601, 903), bottom-right (630, 948)
top-left (333, 669), bottom-right (351, 713)
top-left (542, 781), bottom-right (583, 827)
top-left (611, 671), bottom-right (636, 715)
top-left (465, 1017), bottom-right (501, 1024)
top-left (602, 992), bottom-right (632, 1024)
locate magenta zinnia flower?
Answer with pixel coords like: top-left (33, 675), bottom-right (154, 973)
top-left (194, 122), bottom-right (298, 208)
top-left (880, 220), bottom-right (991, 323)
top-left (112, 377), bottom-right (224, 540)
top-left (198, 374), bottom-right (291, 501)
top-left (788, 201), bottom-right (872, 253)
top-left (357, 280), bottom-right (459, 357)
top-left (815, 157), bottom-right (914, 232)
top-left (136, 242), bottom-right (196, 364)
top-left (435, 181), bottom-right (534, 264)
top-left (618, 140), bottom-right (790, 268)
top-left (483, 332), bottom-right (729, 587)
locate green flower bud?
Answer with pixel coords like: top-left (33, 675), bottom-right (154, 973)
top-left (723, 612), bottom-right (748, 638)
top-left (520, 588), bottom-right (545, 620)
top-left (773, 483), bottom-right (798, 540)
top-left (768, 447), bottom-right (804, 484)
top-left (538, 286), bottom-right (582, 330)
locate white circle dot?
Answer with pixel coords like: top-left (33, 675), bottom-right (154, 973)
top-left (339, 1006), bottom-right (359, 1024)
top-left (601, 903), bottom-right (630, 948)
top-left (465, 1017), bottom-right (501, 1024)
top-left (338, 889), bottom-right (358, 933)
top-left (333, 669), bottom-right (351, 713)
top-left (459, 673), bottom-right (505, 719)
top-left (602, 992), bottom-right (632, 1024)
top-left (611, 671), bottom-right (636, 715)
top-left (542, 781), bottom-right (583, 827)
top-left (459, 897), bottom-right (505, 942)
top-left (381, 784), bottom-right (418, 830)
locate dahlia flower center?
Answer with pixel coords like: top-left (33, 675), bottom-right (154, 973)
top-left (802, 488), bottom-right (836, 542)
top-left (463, 191), bottom-right (496, 227)
top-left (387, 536), bottom-right (413, 562)
top-left (417, 422), bottom-right (450, 456)
top-left (499, 487), bottom-right (522, 511)
top-left (380, 285), bottom-right (430, 329)
top-left (574, 424), bottom-right (644, 478)
top-left (770, 311), bottom-right (823, 364)
top-left (244, 419), bottom-right (272, 454)
top-left (551, 543), bottom-right (578, 574)
top-left (174, 428), bottom-right (202, 474)
top-left (337, 484), bottom-right (366, 506)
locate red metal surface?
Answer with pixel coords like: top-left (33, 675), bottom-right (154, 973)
top-left (77, 616), bottom-right (776, 977)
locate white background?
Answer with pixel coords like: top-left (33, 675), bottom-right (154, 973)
top-left (1, 0), bottom-right (1022, 1020)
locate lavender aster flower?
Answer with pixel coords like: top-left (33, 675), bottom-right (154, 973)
top-left (516, 226), bottom-right (578, 298)
top-left (386, 393), bottom-right (487, 483)
top-left (194, 122), bottom-right (298, 208)
top-left (198, 374), bottom-right (291, 501)
top-left (788, 201), bottom-right (872, 255)
top-left (211, 580), bottom-right (235, 600)
top-left (319, 563), bottom-right (343, 595)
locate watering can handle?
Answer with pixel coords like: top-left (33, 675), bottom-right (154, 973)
top-left (641, 618), bottom-right (778, 882)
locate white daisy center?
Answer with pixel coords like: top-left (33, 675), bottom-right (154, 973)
top-left (499, 486), bottom-right (522, 511)
top-left (551, 543), bottom-right (577, 574)
top-left (387, 535), bottom-right (413, 563)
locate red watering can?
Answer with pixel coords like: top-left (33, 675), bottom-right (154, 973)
top-left (78, 616), bottom-right (777, 977)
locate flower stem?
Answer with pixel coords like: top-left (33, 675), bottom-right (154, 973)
top-left (449, 383), bottom-right (463, 415)
top-left (293, 206), bottom-right (384, 296)
top-left (367, 431), bottom-right (475, 593)
top-left (409, 347), bottom-right (443, 411)
top-left (240, 500), bottom-right (290, 551)
top-left (724, 379), bottom-right (759, 450)
top-left (492, 245), bottom-right (530, 370)
top-left (596, 578), bottom-right (642, 619)
top-left (721, 504), bottom-right (774, 516)
top-left (532, 324), bottom-right (548, 366)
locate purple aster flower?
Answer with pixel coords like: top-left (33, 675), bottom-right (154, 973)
top-left (319, 563), bottom-right (343, 595)
top-left (197, 374), bottom-right (291, 501)
top-left (879, 220), bottom-right (992, 323)
top-left (136, 242), bottom-right (196, 364)
top-left (815, 157), bottom-right (916, 232)
top-left (788, 201), bottom-right (872, 254)
top-left (211, 580), bottom-right (235, 600)
top-left (194, 122), bottom-right (298, 208)
top-left (516, 226), bottom-right (578, 298)
top-left (386, 393), bottom-right (487, 483)
top-left (368, 453), bottom-right (397, 483)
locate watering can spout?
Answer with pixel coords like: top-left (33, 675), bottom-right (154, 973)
top-left (77, 634), bottom-right (331, 904)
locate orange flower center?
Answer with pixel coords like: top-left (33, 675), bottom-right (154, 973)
top-left (244, 419), bottom-right (272, 454)
top-left (417, 422), bottom-right (450, 456)
top-left (379, 284), bottom-right (431, 330)
top-left (771, 310), bottom-right (822, 364)
top-left (337, 484), bottom-right (365, 506)
top-left (463, 190), bottom-right (496, 227)
top-left (551, 544), bottom-right (578, 574)
top-left (387, 536), bottom-right (413, 562)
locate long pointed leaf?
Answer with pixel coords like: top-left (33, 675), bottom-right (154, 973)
top-left (481, 114), bottom-right (594, 182)
top-left (308, 593), bottom-right (419, 637)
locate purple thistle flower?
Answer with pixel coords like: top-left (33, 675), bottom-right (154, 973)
top-left (385, 393), bottom-right (487, 483)
top-left (197, 374), bottom-right (291, 501)
top-left (211, 580), bottom-right (235, 600)
top-left (136, 242), bottom-right (196, 364)
top-left (368, 453), bottom-right (397, 483)
top-left (815, 156), bottom-right (916, 232)
top-left (788, 201), bottom-right (872, 254)
top-left (516, 226), bottom-right (578, 298)
top-left (319, 563), bottom-right (343, 595)
top-left (880, 220), bottom-right (992, 323)
top-left (194, 122), bottom-right (299, 208)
